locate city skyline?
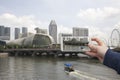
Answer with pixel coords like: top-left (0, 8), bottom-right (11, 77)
top-left (0, 0), bottom-right (120, 41)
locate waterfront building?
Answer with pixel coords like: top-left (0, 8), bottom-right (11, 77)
top-left (7, 33), bottom-right (54, 47)
top-left (73, 27), bottom-right (88, 37)
top-left (15, 28), bottom-right (20, 39)
top-left (60, 36), bottom-right (89, 52)
top-left (49, 20), bottom-right (57, 44)
top-left (59, 28), bottom-right (89, 52)
top-left (58, 33), bottom-right (72, 44)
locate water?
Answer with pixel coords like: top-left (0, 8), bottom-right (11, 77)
top-left (0, 56), bottom-right (120, 80)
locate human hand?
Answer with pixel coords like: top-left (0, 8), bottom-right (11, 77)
top-left (85, 38), bottom-right (108, 62)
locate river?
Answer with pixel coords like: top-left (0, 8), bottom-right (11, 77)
top-left (0, 56), bottom-right (120, 80)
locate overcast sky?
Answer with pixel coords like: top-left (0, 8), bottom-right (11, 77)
top-left (0, 0), bottom-right (120, 41)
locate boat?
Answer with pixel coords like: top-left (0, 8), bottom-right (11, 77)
top-left (64, 63), bottom-right (74, 74)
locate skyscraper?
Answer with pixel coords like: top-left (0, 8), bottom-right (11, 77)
top-left (22, 27), bottom-right (28, 34)
top-left (73, 27), bottom-right (88, 37)
top-left (0, 26), bottom-right (10, 40)
top-left (49, 20), bottom-right (57, 44)
top-left (15, 28), bottom-right (20, 39)
top-left (22, 27), bottom-right (28, 37)
top-left (0, 25), bottom-right (4, 36)
top-left (4, 27), bottom-right (10, 37)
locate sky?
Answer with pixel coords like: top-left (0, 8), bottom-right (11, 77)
top-left (0, 0), bottom-right (120, 43)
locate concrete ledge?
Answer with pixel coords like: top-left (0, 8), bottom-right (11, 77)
top-left (0, 53), bottom-right (8, 57)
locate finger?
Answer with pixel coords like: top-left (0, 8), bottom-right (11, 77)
top-left (85, 51), bottom-right (97, 57)
top-left (97, 56), bottom-right (103, 63)
top-left (91, 38), bottom-right (104, 46)
top-left (88, 44), bottom-right (97, 51)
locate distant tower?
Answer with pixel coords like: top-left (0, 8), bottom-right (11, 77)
top-left (73, 27), bottom-right (88, 37)
top-left (4, 27), bottom-right (10, 40)
top-left (0, 26), bottom-right (10, 40)
top-left (0, 25), bottom-right (4, 36)
top-left (4, 27), bottom-right (10, 37)
top-left (22, 27), bottom-right (28, 37)
top-left (22, 27), bottom-right (27, 34)
top-left (15, 28), bottom-right (20, 39)
top-left (49, 20), bottom-right (57, 43)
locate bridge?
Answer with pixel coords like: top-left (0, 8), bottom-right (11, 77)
top-left (0, 48), bottom-right (86, 57)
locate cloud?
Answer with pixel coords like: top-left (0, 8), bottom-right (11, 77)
top-left (58, 25), bottom-right (72, 34)
top-left (114, 22), bottom-right (120, 29)
top-left (0, 13), bottom-right (42, 33)
top-left (77, 7), bottom-right (120, 21)
top-left (0, 13), bottom-right (73, 34)
top-left (84, 26), bottom-right (107, 37)
top-left (77, 7), bottom-right (120, 41)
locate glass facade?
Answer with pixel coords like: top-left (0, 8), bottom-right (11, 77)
top-left (7, 34), bottom-right (54, 48)
top-left (33, 34), bottom-right (52, 46)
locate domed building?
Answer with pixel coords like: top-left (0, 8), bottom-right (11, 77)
top-left (7, 33), bottom-right (54, 48)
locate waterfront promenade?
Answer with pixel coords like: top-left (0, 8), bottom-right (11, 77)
top-left (0, 48), bottom-right (87, 57)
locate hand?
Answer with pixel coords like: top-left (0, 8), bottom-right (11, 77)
top-left (85, 38), bottom-right (108, 63)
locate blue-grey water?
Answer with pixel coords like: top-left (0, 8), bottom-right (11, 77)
top-left (0, 56), bottom-right (120, 80)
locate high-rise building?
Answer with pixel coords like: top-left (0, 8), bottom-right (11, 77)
top-left (4, 27), bottom-right (10, 36)
top-left (15, 28), bottom-right (20, 39)
top-left (22, 27), bottom-right (27, 34)
top-left (0, 26), bottom-right (10, 40)
top-left (0, 25), bottom-right (5, 36)
top-left (73, 27), bottom-right (88, 37)
top-left (22, 27), bottom-right (28, 37)
top-left (49, 20), bottom-right (57, 43)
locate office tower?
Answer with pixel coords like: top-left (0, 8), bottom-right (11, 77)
top-left (0, 25), bottom-right (5, 36)
top-left (0, 26), bottom-right (10, 40)
top-left (4, 27), bottom-right (10, 40)
top-left (22, 27), bottom-right (28, 37)
top-left (35, 27), bottom-right (47, 34)
top-left (15, 28), bottom-right (20, 39)
top-left (73, 27), bottom-right (88, 37)
top-left (49, 20), bottom-right (57, 44)
top-left (4, 27), bottom-right (10, 36)
top-left (22, 27), bottom-right (27, 34)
